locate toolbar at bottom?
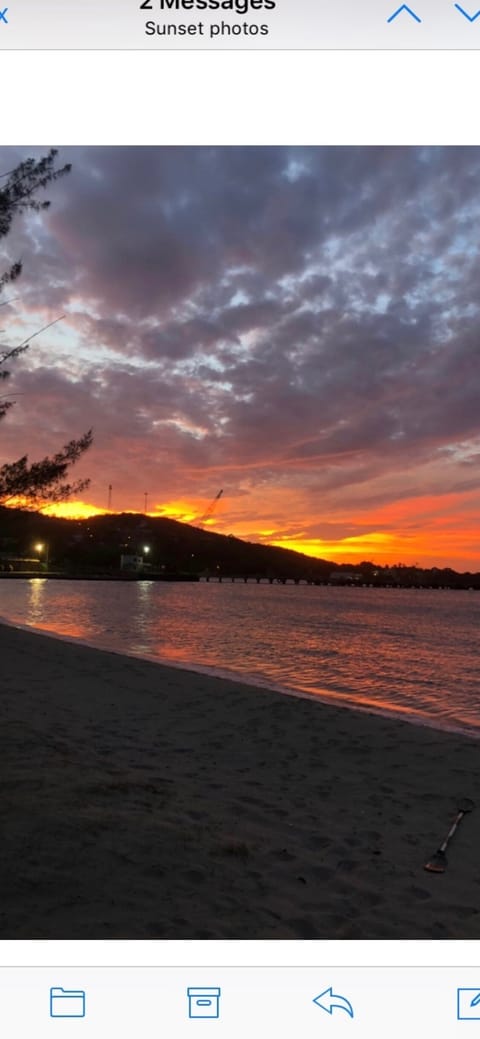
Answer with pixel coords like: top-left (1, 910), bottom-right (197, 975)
top-left (0, 967), bottom-right (479, 1037)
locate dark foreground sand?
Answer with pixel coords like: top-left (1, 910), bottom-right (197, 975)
top-left (1, 621), bottom-right (479, 938)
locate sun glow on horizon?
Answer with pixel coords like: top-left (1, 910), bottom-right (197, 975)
top-left (40, 501), bottom-right (110, 520)
top-left (5, 492), bottom-right (479, 571)
top-left (267, 531), bottom-right (398, 563)
top-left (2, 497), bottom-right (110, 520)
top-left (5, 495), bottom-right (223, 526)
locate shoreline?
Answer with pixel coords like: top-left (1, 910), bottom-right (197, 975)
top-left (2, 620), bottom-right (480, 938)
top-left (1, 613), bottom-right (479, 743)
top-left (1, 572), bottom-right (480, 591)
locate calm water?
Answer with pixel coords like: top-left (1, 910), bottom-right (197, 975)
top-left (1, 579), bottom-right (480, 736)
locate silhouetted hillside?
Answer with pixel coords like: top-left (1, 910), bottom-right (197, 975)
top-left (1, 507), bottom-right (479, 588)
top-left (0, 507), bottom-right (332, 580)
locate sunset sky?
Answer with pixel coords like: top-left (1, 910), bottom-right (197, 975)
top-left (1, 146), bottom-right (479, 571)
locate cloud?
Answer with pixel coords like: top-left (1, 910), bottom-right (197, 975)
top-left (1, 146), bottom-right (480, 568)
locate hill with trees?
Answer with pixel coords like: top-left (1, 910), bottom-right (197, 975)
top-left (0, 506), bottom-right (479, 588)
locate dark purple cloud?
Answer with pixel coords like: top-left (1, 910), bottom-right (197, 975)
top-left (1, 147), bottom-right (480, 566)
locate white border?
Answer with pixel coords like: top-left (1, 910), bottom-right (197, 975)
top-left (1, 51), bottom-right (480, 145)
top-left (1, 940), bottom-right (480, 966)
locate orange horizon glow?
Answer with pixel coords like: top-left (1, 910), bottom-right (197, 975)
top-left (31, 497), bottom-right (211, 524)
top-left (40, 501), bottom-right (110, 520)
top-left (35, 497), bottom-right (220, 527)
top-left (268, 532), bottom-right (399, 563)
top-left (5, 491), bottom-right (479, 572)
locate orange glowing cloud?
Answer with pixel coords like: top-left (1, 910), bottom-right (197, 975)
top-left (150, 499), bottom-right (205, 524)
top-left (262, 488), bottom-right (480, 569)
top-left (41, 500), bottom-right (110, 520)
top-left (268, 532), bottom-right (398, 563)
top-left (147, 496), bottom-right (226, 527)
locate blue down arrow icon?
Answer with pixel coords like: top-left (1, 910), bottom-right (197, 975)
top-left (387, 4), bottom-right (422, 22)
top-left (313, 987), bottom-right (354, 1018)
top-left (454, 4), bottom-right (480, 20)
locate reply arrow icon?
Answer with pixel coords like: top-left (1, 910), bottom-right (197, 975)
top-left (313, 987), bottom-right (354, 1018)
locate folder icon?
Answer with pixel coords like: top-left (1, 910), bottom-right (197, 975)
top-left (50, 987), bottom-right (86, 1018)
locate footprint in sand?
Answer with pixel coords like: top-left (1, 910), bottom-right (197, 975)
top-left (183, 868), bottom-right (206, 883)
top-left (409, 886), bottom-right (432, 900)
top-left (360, 890), bottom-right (382, 907)
top-left (308, 835), bottom-right (331, 850)
top-left (272, 848), bottom-right (296, 862)
top-left (310, 865), bottom-right (334, 881)
top-left (336, 858), bottom-right (359, 873)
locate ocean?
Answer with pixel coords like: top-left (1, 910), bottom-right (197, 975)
top-left (1, 578), bottom-right (479, 737)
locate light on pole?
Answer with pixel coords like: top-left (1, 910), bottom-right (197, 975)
top-left (34, 542), bottom-right (49, 570)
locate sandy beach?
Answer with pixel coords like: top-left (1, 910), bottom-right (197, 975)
top-left (1, 620), bottom-right (479, 939)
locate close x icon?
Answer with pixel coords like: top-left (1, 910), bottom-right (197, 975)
top-left (0, 7), bottom-right (8, 24)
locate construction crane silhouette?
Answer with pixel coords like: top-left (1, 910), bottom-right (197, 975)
top-left (199, 489), bottom-right (223, 524)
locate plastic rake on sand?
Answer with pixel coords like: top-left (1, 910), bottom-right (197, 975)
top-left (424, 798), bottom-right (475, 873)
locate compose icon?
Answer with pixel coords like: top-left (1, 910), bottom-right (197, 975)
top-left (457, 989), bottom-right (480, 1020)
top-left (50, 987), bottom-right (86, 1018)
top-left (188, 987), bottom-right (221, 1019)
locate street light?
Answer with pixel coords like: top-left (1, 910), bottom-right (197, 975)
top-left (34, 542), bottom-right (49, 569)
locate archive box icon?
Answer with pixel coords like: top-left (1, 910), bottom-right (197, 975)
top-left (187, 987), bottom-right (221, 1018)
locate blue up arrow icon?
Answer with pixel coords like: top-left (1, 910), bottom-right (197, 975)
top-left (387, 4), bottom-right (422, 21)
top-left (313, 987), bottom-right (354, 1018)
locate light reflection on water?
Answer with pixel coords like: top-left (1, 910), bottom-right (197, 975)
top-left (1, 580), bottom-right (480, 735)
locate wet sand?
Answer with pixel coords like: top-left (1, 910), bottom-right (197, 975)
top-left (1, 620), bottom-right (479, 938)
